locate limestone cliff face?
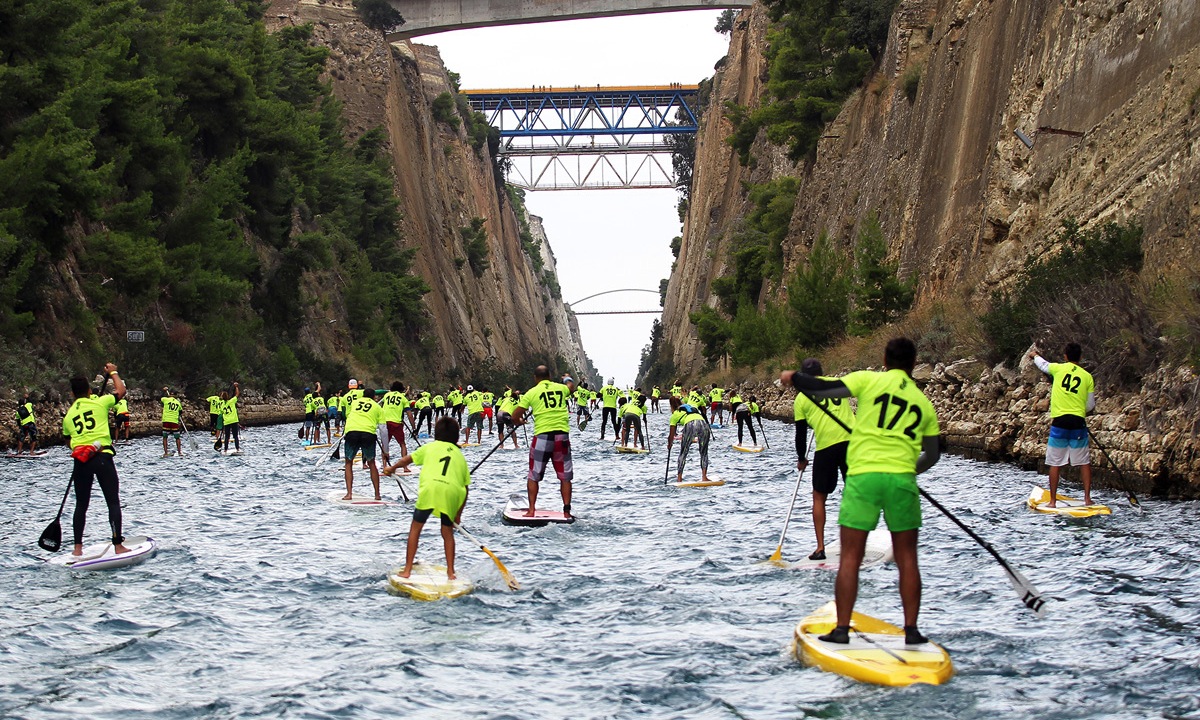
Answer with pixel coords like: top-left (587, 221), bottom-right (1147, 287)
top-left (264, 0), bottom-right (593, 382)
top-left (665, 0), bottom-right (1200, 375)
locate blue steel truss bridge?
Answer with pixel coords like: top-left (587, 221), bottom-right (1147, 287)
top-left (462, 85), bottom-right (698, 191)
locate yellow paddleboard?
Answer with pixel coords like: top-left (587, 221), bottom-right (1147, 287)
top-left (615, 445), bottom-right (649, 454)
top-left (673, 476), bottom-right (725, 488)
top-left (792, 601), bottom-right (954, 686)
top-left (1027, 486), bottom-right (1111, 517)
top-left (387, 563), bottom-right (474, 601)
top-left (303, 443), bottom-right (332, 450)
top-left (731, 444), bottom-right (764, 453)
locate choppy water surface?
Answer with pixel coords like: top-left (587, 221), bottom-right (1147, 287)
top-left (2, 419), bottom-right (1199, 719)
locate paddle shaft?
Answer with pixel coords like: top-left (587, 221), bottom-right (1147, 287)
top-left (470, 428), bottom-right (518, 474)
top-left (39, 478), bottom-right (75, 550)
top-left (1083, 420), bottom-right (1141, 511)
top-left (771, 431), bottom-right (811, 560)
top-left (756, 416), bottom-right (769, 449)
top-left (316, 436), bottom-right (344, 467)
top-left (180, 418), bottom-right (199, 451)
top-left (793, 384), bottom-right (1048, 615)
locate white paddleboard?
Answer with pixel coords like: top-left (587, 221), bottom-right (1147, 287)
top-left (5, 451), bottom-right (49, 460)
top-left (788, 529), bottom-right (894, 570)
top-left (387, 563), bottom-right (474, 601)
top-left (47, 535), bottom-right (157, 570)
top-left (324, 490), bottom-right (397, 507)
top-left (502, 493), bottom-right (575, 526)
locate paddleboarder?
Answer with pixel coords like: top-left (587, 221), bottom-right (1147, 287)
top-left (1028, 343), bottom-right (1096, 507)
top-left (729, 391), bottom-right (757, 447)
top-left (781, 338), bottom-right (941, 646)
top-left (791, 358), bottom-right (855, 561)
top-left (14, 391), bottom-right (38, 455)
top-left (63, 364), bottom-right (129, 557)
top-left (384, 417), bottom-right (471, 580)
top-left (160, 388), bottom-right (184, 457)
top-left (219, 383), bottom-right (241, 453)
top-left (342, 387), bottom-right (383, 501)
top-left (511, 366), bottom-right (576, 519)
top-left (666, 397), bottom-right (712, 484)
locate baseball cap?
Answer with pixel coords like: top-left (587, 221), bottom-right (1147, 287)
top-left (348, 379), bottom-right (358, 388)
top-left (800, 358), bottom-right (823, 376)
top-left (467, 385), bottom-right (474, 391)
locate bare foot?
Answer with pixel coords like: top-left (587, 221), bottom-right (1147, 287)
top-left (1084, 497), bottom-right (1093, 505)
top-left (1047, 502), bottom-right (1057, 508)
top-left (447, 570), bottom-right (456, 580)
top-left (113, 544), bottom-right (130, 554)
top-left (72, 545), bottom-right (84, 557)
top-left (397, 567), bottom-right (411, 579)
top-left (342, 494), bottom-right (353, 501)
top-left (523, 509), bottom-right (536, 517)
top-left (374, 495), bottom-right (382, 501)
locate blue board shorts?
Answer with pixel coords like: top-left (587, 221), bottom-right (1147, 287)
top-left (1046, 426), bottom-right (1090, 467)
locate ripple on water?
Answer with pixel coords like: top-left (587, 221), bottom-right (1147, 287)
top-left (1, 421), bottom-right (1199, 719)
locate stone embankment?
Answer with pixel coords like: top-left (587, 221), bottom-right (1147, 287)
top-left (1, 389), bottom-right (304, 451)
top-left (731, 358), bottom-right (1200, 499)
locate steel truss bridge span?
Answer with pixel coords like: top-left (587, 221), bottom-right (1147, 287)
top-left (462, 86), bottom-right (698, 191)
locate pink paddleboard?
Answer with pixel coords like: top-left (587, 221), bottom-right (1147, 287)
top-left (502, 494), bottom-right (575, 527)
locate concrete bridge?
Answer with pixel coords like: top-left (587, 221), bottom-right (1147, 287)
top-left (388, 0), bottom-right (755, 39)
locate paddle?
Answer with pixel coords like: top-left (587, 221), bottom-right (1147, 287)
top-left (470, 428), bottom-right (518, 474)
top-left (663, 437), bottom-right (675, 484)
top-left (38, 479), bottom-right (74, 552)
top-left (180, 418), bottom-right (199, 452)
top-left (756, 416), bottom-right (770, 449)
top-left (792, 383), bottom-right (1048, 617)
top-left (316, 436), bottom-right (344, 467)
top-left (764, 434), bottom-right (811, 566)
top-left (1083, 420), bottom-right (1142, 513)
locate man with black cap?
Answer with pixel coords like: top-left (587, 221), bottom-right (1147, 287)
top-left (791, 358), bottom-right (855, 561)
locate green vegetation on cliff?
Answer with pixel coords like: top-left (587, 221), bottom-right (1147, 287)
top-left (0, 0), bottom-right (428, 389)
top-left (726, 0), bottom-right (899, 165)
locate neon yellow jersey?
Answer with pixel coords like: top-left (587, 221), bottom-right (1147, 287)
top-left (303, 394), bottom-right (314, 413)
top-left (617, 404), bottom-right (627, 417)
top-left (114, 398), bottom-right (129, 416)
top-left (207, 396), bottom-right (221, 414)
top-left (600, 385), bottom-right (620, 408)
top-left (750, 402), bottom-right (760, 414)
top-left (670, 385), bottom-right (682, 398)
top-left (63, 394), bottom-right (117, 450)
top-left (414, 396), bottom-right (430, 410)
top-left (17, 401), bottom-right (36, 426)
top-left (344, 389), bottom-right (362, 407)
top-left (379, 391), bottom-right (409, 423)
top-left (794, 380), bottom-right (855, 451)
top-left (499, 395), bottom-right (518, 414)
top-left (482, 392), bottom-right (494, 408)
top-left (669, 408), bottom-right (704, 427)
top-left (411, 440), bottom-right (471, 515)
top-left (710, 388), bottom-right (724, 402)
top-left (464, 391), bottom-right (484, 414)
top-left (652, 387), bottom-right (660, 398)
top-left (574, 387), bottom-right (590, 405)
top-left (687, 390), bottom-right (705, 406)
top-left (314, 396), bottom-right (326, 411)
top-left (1047, 362), bottom-right (1094, 418)
top-left (337, 395), bottom-right (347, 412)
top-left (344, 396), bottom-right (383, 434)
top-left (161, 397), bottom-right (182, 424)
top-left (625, 402), bottom-right (645, 417)
top-left (433, 395), bottom-right (445, 408)
top-left (222, 397), bottom-right (240, 425)
top-left (517, 380), bottom-right (571, 434)
top-left (841, 369), bottom-right (939, 475)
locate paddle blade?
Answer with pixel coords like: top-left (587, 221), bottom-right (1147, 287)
top-left (481, 547), bottom-right (520, 591)
top-left (38, 519), bottom-right (62, 553)
top-left (1005, 565), bottom-right (1048, 618)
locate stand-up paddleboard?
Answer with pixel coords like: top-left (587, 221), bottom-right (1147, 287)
top-left (788, 529), bottom-right (894, 570)
top-left (387, 563), bottom-right (474, 601)
top-left (710, 423), bottom-right (724, 429)
top-left (615, 445), bottom-right (648, 454)
top-left (1027, 486), bottom-right (1111, 517)
top-left (303, 443), bottom-right (332, 451)
top-left (792, 601), bottom-right (954, 686)
top-left (458, 442), bottom-right (482, 448)
top-left (502, 493), bottom-right (575, 526)
top-left (47, 536), bottom-right (158, 571)
top-left (732, 444), bottom-right (764, 453)
top-left (5, 450), bottom-right (49, 459)
top-left (324, 490), bottom-right (397, 507)
top-left (672, 475), bottom-right (726, 488)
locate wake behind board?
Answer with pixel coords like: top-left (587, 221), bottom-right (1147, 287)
top-left (732, 444), bottom-right (764, 453)
top-left (1027, 486), bottom-right (1111, 517)
top-left (324, 490), bottom-right (397, 507)
top-left (502, 493), bottom-right (575, 527)
top-left (788, 529), bottom-right (894, 570)
top-left (792, 601), bottom-right (953, 686)
top-left (614, 445), bottom-right (649, 454)
top-left (672, 475), bottom-right (726, 488)
top-left (47, 535), bottom-right (157, 571)
top-left (387, 563), bottom-right (474, 601)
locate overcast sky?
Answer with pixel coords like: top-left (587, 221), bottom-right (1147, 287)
top-left (419, 10), bottom-right (731, 386)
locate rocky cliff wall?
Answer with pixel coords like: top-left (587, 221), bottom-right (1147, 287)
top-left (664, 0), bottom-right (1200, 375)
top-left (265, 0), bottom-right (594, 381)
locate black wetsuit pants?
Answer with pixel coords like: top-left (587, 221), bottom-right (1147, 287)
top-left (417, 408), bottom-right (433, 435)
top-left (72, 453), bottom-right (123, 546)
top-left (223, 422), bottom-right (241, 450)
top-left (601, 407), bottom-right (619, 438)
top-left (736, 410), bottom-right (757, 445)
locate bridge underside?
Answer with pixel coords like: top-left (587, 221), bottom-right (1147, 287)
top-left (388, 0), bottom-right (754, 40)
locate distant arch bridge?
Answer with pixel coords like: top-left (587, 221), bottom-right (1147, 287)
top-left (570, 288), bottom-right (661, 315)
top-left (388, 0), bottom-right (755, 40)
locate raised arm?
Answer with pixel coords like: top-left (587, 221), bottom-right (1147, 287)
top-left (780, 370), bottom-right (851, 399)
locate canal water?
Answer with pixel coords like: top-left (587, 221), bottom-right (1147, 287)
top-left (1, 418), bottom-right (1197, 719)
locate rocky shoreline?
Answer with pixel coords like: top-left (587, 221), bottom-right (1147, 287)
top-left (741, 357), bottom-right (1200, 499)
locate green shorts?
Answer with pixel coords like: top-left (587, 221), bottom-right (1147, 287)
top-left (838, 472), bottom-right (922, 532)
